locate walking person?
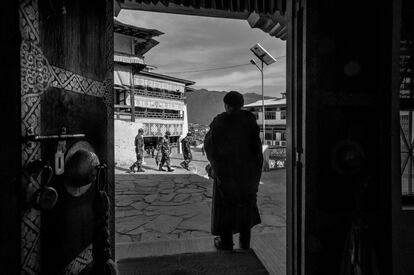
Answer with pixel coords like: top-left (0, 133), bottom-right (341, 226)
top-left (129, 128), bottom-right (145, 172)
top-left (180, 133), bottom-right (192, 170)
top-left (204, 91), bottom-right (263, 250)
top-left (159, 131), bottom-right (175, 172)
top-left (155, 137), bottom-right (162, 167)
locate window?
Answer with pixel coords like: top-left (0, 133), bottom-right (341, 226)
top-left (280, 110), bottom-right (286, 120)
top-left (265, 131), bottom-right (273, 140)
top-left (265, 111), bottom-right (276, 120)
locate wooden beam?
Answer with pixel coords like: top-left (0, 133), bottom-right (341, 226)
top-left (120, 2), bottom-right (250, 20)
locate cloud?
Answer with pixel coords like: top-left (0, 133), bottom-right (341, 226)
top-left (117, 10), bottom-right (286, 97)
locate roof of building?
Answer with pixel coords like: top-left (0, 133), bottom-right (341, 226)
top-left (114, 18), bottom-right (164, 39)
top-left (243, 97), bottom-right (286, 108)
top-left (118, 0), bottom-right (286, 16)
top-left (138, 71), bottom-right (196, 86)
top-left (135, 39), bottom-right (160, 56)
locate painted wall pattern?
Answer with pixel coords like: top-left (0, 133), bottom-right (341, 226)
top-left (19, 0), bottom-right (113, 273)
top-left (143, 123), bottom-right (183, 137)
top-left (104, 0), bottom-right (115, 259)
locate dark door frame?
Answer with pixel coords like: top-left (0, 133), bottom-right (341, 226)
top-left (286, 0), bottom-right (305, 274)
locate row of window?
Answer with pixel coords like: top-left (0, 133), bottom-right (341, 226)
top-left (253, 111), bottom-right (286, 120)
top-left (114, 106), bottom-right (184, 120)
top-left (114, 89), bottom-right (184, 105)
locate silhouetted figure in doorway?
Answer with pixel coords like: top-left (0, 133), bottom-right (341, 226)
top-left (204, 91), bottom-right (263, 250)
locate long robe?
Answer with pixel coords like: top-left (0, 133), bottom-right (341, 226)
top-left (204, 109), bottom-right (263, 235)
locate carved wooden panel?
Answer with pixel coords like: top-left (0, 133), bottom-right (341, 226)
top-left (19, 0), bottom-right (113, 273)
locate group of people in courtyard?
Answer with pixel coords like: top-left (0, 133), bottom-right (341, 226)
top-left (130, 91), bottom-right (263, 251)
top-left (129, 129), bottom-right (193, 173)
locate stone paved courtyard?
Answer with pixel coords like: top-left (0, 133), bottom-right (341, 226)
top-left (115, 150), bottom-right (286, 244)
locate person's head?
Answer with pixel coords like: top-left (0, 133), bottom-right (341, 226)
top-left (138, 128), bottom-right (144, 134)
top-left (223, 91), bottom-right (244, 112)
top-left (186, 132), bottom-right (192, 137)
top-left (165, 131), bottom-right (171, 138)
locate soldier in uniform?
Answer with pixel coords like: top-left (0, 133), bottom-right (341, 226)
top-left (130, 128), bottom-right (145, 172)
top-left (154, 137), bottom-right (163, 167)
top-left (204, 91), bottom-right (263, 250)
top-left (180, 132), bottom-right (193, 170)
top-left (159, 131), bottom-right (175, 172)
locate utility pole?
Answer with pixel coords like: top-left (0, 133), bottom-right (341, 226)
top-left (250, 43), bottom-right (277, 145)
top-left (261, 59), bottom-right (265, 144)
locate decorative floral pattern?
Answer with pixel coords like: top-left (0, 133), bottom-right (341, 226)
top-left (50, 66), bottom-right (105, 97)
top-left (19, 0), bottom-right (39, 43)
top-left (20, 0), bottom-right (43, 273)
top-left (20, 42), bottom-right (51, 96)
top-left (144, 123), bottom-right (184, 137)
top-left (62, 244), bottom-right (93, 275)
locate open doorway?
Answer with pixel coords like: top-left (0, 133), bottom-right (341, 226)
top-left (113, 7), bottom-right (288, 274)
top-left (13, 0), bottom-right (407, 274)
top-left (16, 0), bottom-right (290, 274)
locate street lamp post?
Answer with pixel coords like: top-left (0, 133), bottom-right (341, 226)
top-left (249, 43), bottom-right (277, 145)
top-left (250, 59), bottom-right (265, 144)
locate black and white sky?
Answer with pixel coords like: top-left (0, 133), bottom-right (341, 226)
top-left (117, 9), bottom-right (286, 98)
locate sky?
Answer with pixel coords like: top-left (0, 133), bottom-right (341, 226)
top-left (117, 10), bottom-right (286, 98)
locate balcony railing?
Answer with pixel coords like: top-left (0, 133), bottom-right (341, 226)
top-left (134, 88), bottom-right (184, 101)
top-left (114, 105), bottom-right (184, 120)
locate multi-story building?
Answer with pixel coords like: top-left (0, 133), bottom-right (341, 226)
top-left (243, 94), bottom-right (286, 146)
top-left (113, 19), bottom-right (195, 152)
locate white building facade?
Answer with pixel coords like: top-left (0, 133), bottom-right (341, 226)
top-left (243, 96), bottom-right (287, 146)
top-left (113, 19), bottom-right (194, 152)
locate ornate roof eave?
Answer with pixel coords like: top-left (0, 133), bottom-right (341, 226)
top-left (117, 0), bottom-right (286, 16)
top-left (247, 11), bottom-right (287, 40)
top-left (114, 18), bottom-right (164, 39)
top-left (135, 38), bottom-right (160, 56)
top-left (116, 0), bottom-right (287, 41)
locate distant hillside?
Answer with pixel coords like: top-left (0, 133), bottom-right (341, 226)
top-left (185, 89), bottom-right (275, 125)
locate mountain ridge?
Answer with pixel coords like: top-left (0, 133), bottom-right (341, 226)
top-left (185, 89), bottom-right (276, 125)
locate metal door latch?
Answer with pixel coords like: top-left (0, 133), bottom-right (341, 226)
top-left (24, 126), bottom-right (85, 142)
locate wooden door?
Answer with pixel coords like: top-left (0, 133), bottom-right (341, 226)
top-left (19, 0), bottom-right (114, 273)
top-left (288, 0), bottom-right (401, 274)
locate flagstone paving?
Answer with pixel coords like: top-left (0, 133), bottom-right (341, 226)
top-left (115, 151), bottom-right (286, 244)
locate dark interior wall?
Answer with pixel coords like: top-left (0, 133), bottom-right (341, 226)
top-left (0, 1), bottom-right (21, 274)
top-left (303, 0), bottom-right (397, 274)
top-left (38, 0), bottom-right (106, 81)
